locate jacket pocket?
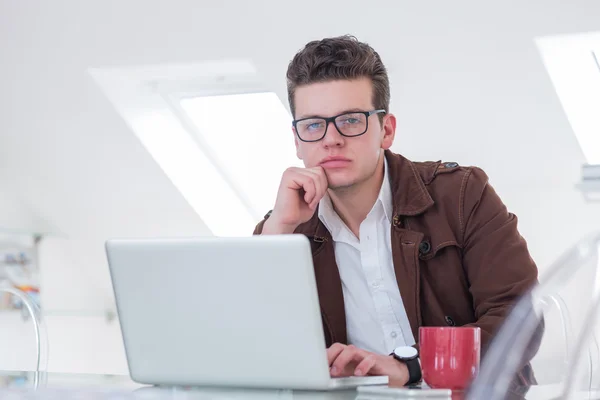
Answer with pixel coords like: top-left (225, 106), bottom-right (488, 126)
top-left (417, 235), bottom-right (472, 328)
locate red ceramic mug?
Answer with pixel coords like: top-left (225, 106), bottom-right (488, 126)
top-left (419, 326), bottom-right (481, 390)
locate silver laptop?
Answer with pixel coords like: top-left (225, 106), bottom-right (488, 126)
top-left (105, 235), bottom-right (388, 390)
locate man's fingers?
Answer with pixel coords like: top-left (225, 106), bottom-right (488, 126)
top-left (303, 168), bottom-right (327, 208)
top-left (301, 171), bottom-right (322, 209)
top-left (302, 178), bottom-right (317, 205)
top-left (315, 166), bottom-right (329, 195)
top-left (354, 354), bottom-right (377, 376)
top-left (314, 167), bottom-right (329, 207)
top-left (326, 343), bottom-right (346, 366)
top-left (289, 173), bottom-right (316, 205)
top-left (282, 166), bottom-right (329, 210)
top-left (287, 169), bottom-right (325, 206)
top-left (331, 345), bottom-right (366, 376)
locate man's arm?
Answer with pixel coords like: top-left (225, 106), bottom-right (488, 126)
top-left (460, 167), bottom-right (542, 361)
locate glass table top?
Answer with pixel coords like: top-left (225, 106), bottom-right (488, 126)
top-left (1, 370), bottom-right (599, 400)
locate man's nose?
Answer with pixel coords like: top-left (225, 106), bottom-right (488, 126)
top-left (322, 121), bottom-right (344, 146)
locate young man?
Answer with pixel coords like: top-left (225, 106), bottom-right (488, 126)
top-left (253, 35), bottom-right (539, 387)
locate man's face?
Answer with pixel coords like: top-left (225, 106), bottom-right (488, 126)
top-left (292, 77), bottom-right (395, 190)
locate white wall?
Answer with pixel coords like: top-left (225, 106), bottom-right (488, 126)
top-left (38, 238), bottom-right (116, 312)
top-left (0, 188), bottom-right (54, 236)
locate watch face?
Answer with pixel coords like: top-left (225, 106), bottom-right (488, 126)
top-left (394, 346), bottom-right (418, 359)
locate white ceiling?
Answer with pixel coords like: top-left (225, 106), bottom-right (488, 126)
top-left (1, 0), bottom-right (600, 285)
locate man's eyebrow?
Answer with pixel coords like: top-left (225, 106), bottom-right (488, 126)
top-left (295, 108), bottom-right (367, 120)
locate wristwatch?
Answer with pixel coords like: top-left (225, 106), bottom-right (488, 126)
top-left (390, 346), bottom-right (422, 385)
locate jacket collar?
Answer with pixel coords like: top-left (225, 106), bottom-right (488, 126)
top-left (294, 150), bottom-right (434, 237)
top-left (385, 150), bottom-right (435, 218)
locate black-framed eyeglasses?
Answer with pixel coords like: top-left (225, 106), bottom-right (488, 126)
top-left (292, 109), bottom-right (386, 142)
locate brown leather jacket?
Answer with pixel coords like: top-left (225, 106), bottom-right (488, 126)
top-left (254, 150), bottom-right (539, 385)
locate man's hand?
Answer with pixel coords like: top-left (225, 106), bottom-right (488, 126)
top-left (262, 166), bottom-right (329, 235)
top-left (327, 343), bottom-right (409, 387)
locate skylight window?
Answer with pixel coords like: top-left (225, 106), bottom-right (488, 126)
top-left (536, 33), bottom-right (600, 165)
top-left (89, 61), bottom-right (302, 236)
top-left (178, 92), bottom-right (301, 235)
top-left (580, 50), bottom-right (600, 165)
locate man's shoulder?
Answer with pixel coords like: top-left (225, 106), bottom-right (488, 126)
top-left (408, 159), bottom-right (489, 190)
top-left (384, 150), bottom-right (492, 216)
top-left (400, 157), bottom-right (492, 216)
top-left (393, 155), bottom-right (497, 243)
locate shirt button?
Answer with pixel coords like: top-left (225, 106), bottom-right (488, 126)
top-left (371, 281), bottom-right (380, 288)
top-left (390, 331), bottom-right (398, 338)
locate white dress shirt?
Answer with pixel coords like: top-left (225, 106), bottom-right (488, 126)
top-left (318, 158), bottom-right (415, 355)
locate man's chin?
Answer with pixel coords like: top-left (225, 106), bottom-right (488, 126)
top-left (327, 179), bottom-right (357, 191)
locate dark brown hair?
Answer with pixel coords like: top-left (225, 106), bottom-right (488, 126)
top-left (286, 35), bottom-right (390, 120)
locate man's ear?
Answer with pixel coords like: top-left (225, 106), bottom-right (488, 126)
top-left (381, 113), bottom-right (396, 150)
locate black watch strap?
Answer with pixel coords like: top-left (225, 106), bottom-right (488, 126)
top-left (390, 352), bottom-right (422, 385)
top-left (403, 357), bottom-right (422, 385)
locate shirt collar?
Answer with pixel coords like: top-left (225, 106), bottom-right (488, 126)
top-left (317, 192), bottom-right (341, 240)
top-left (379, 156), bottom-right (393, 223)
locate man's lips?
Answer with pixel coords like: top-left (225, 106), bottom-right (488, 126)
top-left (319, 157), bottom-right (351, 168)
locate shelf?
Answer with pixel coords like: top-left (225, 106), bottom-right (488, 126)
top-left (41, 310), bottom-right (117, 319)
top-left (0, 309), bottom-right (118, 323)
top-left (0, 228), bottom-right (67, 239)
